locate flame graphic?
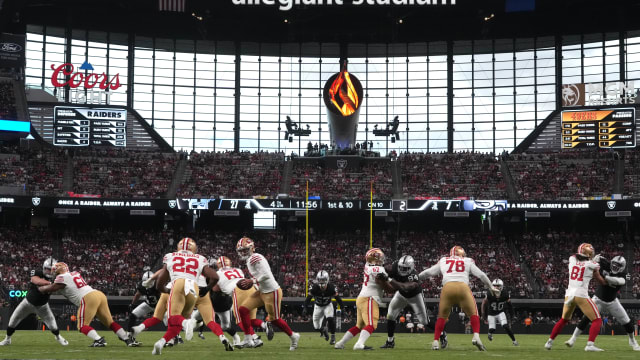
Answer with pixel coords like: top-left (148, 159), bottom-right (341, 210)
top-left (329, 66), bottom-right (359, 116)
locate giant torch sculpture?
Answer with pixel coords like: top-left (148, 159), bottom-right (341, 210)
top-left (322, 61), bottom-right (364, 149)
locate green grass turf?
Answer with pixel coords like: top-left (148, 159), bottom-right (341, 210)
top-left (0, 331), bottom-right (636, 359)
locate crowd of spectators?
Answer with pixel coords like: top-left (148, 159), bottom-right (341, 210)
top-left (177, 151), bottom-right (284, 199)
top-left (281, 228), bottom-right (393, 297)
top-left (0, 79), bottom-right (17, 120)
top-left (23, 148), bottom-right (65, 196)
top-left (0, 228), bottom-right (55, 292)
top-left (396, 231), bottom-right (532, 298)
top-left (0, 147), bottom-right (65, 196)
top-left (0, 226), bottom-right (636, 308)
top-left (633, 233), bottom-right (640, 299)
top-left (278, 229), bottom-right (532, 298)
top-left (0, 145), bottom-right (636, 200)
top-left (507, 151), bottom-right (616, 200)
top-left (72, 148), bottom-right (177, 198)
top-left (289, 161), bottom-right (392, 199)
top-left (513, 231), bottom-right (626, 299)
top-left (59, 230), bottom-right (169, 296)
top-left (399, 152), bottom-right (507, 199)
top-left (624, 149), bottom-right (640, 198)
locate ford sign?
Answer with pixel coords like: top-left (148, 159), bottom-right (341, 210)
top-left (0, 43), bottom-right (22, 53)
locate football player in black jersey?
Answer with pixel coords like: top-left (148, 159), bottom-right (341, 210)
top-left (127, 271), bottom-right (160, 346)
top-left (565, 255), bottom-right (640, 351)
top-left (380, 255), bottom-right (447, 349)
top-left (0, 257), bottom-right (68, 346)
top-left (192, 279), bottom-right (244, 348)
top-left (303, 270), bottom-right (344, 345)
top-left (481, 279), bottom-right (518, 346)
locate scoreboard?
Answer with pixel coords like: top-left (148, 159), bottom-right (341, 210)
top-left (185, 198), bottom-right (509, 212)
top-left (53, 106), bottom-right (127, 147)
top-left (561, 108), bottom-right (636, 149)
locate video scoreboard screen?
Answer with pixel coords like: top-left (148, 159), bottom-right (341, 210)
top-left (53, 106), bottom-right (127, 147)
top-left (561, 108), bottom-right (636, 149)
top-left (193, 198), bottom-right (509, 212)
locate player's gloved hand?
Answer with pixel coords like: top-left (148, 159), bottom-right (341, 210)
top-left (376, 272), bottom-right (389, 282)
top-left (489, 286), bottom-right (501, 297)
top-left (199, 287), bottom-right (209, 297)
top-left (593, 254), bottom-right (603, 263)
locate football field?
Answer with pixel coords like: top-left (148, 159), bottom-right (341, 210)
top-left (0, 331), bottom-right (635, 359)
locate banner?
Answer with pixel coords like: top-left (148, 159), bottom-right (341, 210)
top-left (0, 33), bottom-right (25, 69)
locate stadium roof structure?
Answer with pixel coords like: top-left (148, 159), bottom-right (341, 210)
top-left (1, 0), bottom-right (640, 44)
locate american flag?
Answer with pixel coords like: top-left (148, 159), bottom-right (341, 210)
top-left (158, 0), bottom-right (185, 12)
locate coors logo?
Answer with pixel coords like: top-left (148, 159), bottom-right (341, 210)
top-left (50, 63), bottom-right (121, 91)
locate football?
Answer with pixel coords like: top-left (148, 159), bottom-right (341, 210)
top-left (237, 279), bottom-right (254, 290)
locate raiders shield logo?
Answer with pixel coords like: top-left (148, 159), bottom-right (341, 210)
top-left (337, 159), bottom-right (347, 169)
top-left (168, 200), bottom-right (177, 209)
top-left (607, 201), bottom-right (616, 209)
top-left (32, 197), bottom-right (41, 206)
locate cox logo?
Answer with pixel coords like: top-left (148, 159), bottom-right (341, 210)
top-left (634, 202), bottom-right (640, 208)
top-left (9, 290), bottom-right (27, 297)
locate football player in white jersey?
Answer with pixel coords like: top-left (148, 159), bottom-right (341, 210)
top-left (209, 255), bottom-right (268, 348)
top-left (182, 258), bottom-right (229, 347)
top-left (544, 243), bottom-right (607, 352)
top-left (334, 248), bottom-right (408, 350)
top-left (152, 237), bottom-right (233, 355)
top-left (236, 237), bottom-right (300, 351)
top-left (192, 256), bottom-right (248, 348)
top-left (419, 245), bottom-right (500, 351)
top-left (565, 255), bottom-right (640, 351)
top-left (38, 262), bottom-right (131, 347)
top-left (130, 268), bottom-right (182, 346)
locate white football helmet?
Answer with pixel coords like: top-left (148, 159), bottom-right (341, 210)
top-left (449, 245), bottom-right (466, 258)
top-left (492, 278), bottom-right (504, 292)
top-left (141, 271), bottom-right (155, 288)
top-left (316, 270), bottom-right (329, 288)
top-left (216, 256), bottom-right (232, 269)
top-left (577, 243), bottom-right (595, 259)
top-left (236, 237), bottom-right (255, 261)
top-left (365, 248), bottom-right (385, 265)
top-left (397, 255), bottom-right (415, 276)
top-left (177, 237), bottom-right (197, 253)
top-left (610, 256), bottom-right (626, 274)
top-left (42, 257), bottom-right (57, 278)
